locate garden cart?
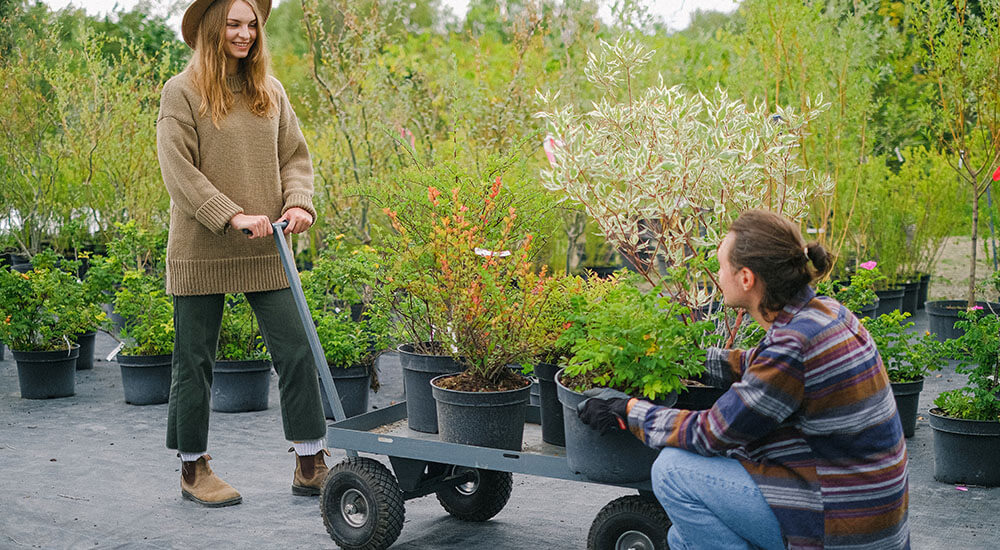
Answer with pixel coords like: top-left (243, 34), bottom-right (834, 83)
top-left (265, 221), bottom-right (674, 550)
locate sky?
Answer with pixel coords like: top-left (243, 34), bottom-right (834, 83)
top-left (39, 0), bottom-right (741, 36)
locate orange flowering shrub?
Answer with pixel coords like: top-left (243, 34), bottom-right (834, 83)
top-left (385, 178), bottom-right (556, 383)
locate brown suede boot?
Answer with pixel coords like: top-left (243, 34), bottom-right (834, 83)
top-left (290, 447), bottom-right (331, 496)
top-left (180, 454), bottom-right (242, 507)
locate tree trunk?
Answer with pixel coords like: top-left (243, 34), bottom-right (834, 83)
top-left (969, 187), bottom-right (980, 308)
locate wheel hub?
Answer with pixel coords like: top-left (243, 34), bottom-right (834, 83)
top-left (452, 467), bottom-right (480, 495)
top-left (616, 530), bottom-right (654, 550)
top-left (340, 488), bottom-right (369, 528)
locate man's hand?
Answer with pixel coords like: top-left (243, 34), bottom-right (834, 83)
top-left (277, 207), bottom-right (313, 235)
top-left (230, 213), bottom-right (272, 239)
top-left (577, 388), bottom-right (632, 435)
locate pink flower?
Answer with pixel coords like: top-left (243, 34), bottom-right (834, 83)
top-left (972, 305), bottom-right (984, 310)
top-left (542, 134), bottom-right (563, 167)
top-left (859, 261), bottom-right (877, 270)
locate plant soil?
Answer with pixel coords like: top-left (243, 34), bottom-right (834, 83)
top-left (434, 369), bottom-right (530, 392)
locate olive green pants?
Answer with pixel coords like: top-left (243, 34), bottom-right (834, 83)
top-left (166, 289), bottom-right (326, 453)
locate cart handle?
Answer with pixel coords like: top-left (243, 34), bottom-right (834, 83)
top-left (241, 220), bottom-right (289, 235)
top-left (244, 221), bottom-right (355, 449)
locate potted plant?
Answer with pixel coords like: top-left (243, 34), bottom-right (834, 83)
top-left (929, 308), bottom-right (1000, 486)
top-left (26, 249), bottom-right (109, 372)
top-left (211, 294), bottom-right (272, 413)
top-left (862, 310), bottom-right (947, 437)
top-left (526, 274), bottom-right (618, 446)
top-left (536, 35), bottom-right (833, 348)
top-left (816, 261), bottom-right (882, 319)
top-left (113, 269), bottom-right (174, 405)
top-left (301, 238), bottom-right (393, 419)
top-left (388, 180), bottom-right (554, 451)
top-left (555, 279), bottom-right (715, 483)
top-left (0, 257), bottom-right (92, 399)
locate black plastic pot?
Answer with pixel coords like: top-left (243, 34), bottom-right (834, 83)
top-left (102, 302), bottom-right (130, 337)
top-left (900, 280), bottom-right (920, 315)
top-left (118, 353), bottom-right (172, 405)
top-left (12, 346), bottom-right (79, 399)
top-left (74, 331), bottom-right (97, 371)
top-left (929, 408), bottom-right (1000, 486)
top-left (583, 265), bottom-right (625, 279)
top-left (556, 369), bottom-right (676, 484)
top-left (321, 364), bottom-right (371, 419)
top-left (211, 359), bottom-right (271, 413)
top-left (529, 378), bottom-right (540, 406)
top-left (925, 301), bottom-right (1000, 342)
top-left (430, 373), bottom-right (531, 451)
top-left (917, 273), bottom-right (931, 310)
top-left (675, 383), bottom-right (726, 411)
top-left (534, 362), bottom-right (565, 446)
top-left (874, 287), bottom-right (905, 317)
top-left (890, 378), bottom-right (923, 438)
top-left (398, 343), bottom-right (463, 433)
top-left (856, 299), bottom-right (878, 320)
top-left (0, 338), bottom-right (5, 361)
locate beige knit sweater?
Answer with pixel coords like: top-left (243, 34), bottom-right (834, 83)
top-left (156, 71), bottom-right (315, 296)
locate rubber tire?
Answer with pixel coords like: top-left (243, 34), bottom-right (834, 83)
top-left (321, 457), bottom-right (405, 550)
top-left (434, 467), bottom-right (513, 522)
top-left (587, 495), bottom-right (671, 550)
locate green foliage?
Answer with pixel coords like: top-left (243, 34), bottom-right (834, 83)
top-left (911, 0), bottom-right (1000, 305)
top-left (113, 270), bottom-right (173, 356)
top-left (558, 280), bottom-right (717, 400)
top-left (216, 295), bottom-right (268, 361)
top-left (934, 307), bottom-right (1000, 421)
top-left (816, 262), bottom-right (882, 316)
top-left (536, 34), bottom-right (832, 319)
top-left (0, 8), bottom-right (172, 255)
top-left (0, 252), bottom-right (104, 351)
top-left (530, 273), bottom-right (619, 365)
top-left (862, 310), bottom-right (946, 382)
top-left (301, 238), bottom-right (393, 376)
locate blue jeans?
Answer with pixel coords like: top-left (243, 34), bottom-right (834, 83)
top-left (650, 447), bottom-right (785, 550)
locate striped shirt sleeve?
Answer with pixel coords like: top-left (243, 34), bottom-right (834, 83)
top-left (627, 331), bottom-right (806, 456)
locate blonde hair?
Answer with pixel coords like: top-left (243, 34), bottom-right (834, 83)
top-left (187, 0), bottom-right (277, 127)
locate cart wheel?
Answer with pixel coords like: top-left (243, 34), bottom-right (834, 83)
top-left (434, 466), bottom-right (513, 522)
top-left (321, 457), bottom-right (405, 550)
top-left (587, 495), bottom-right (670, 550)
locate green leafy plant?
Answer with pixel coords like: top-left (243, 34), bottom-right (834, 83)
top-left (216, 294), bottom-right (268, 361)
top-left (528, 273), bottom-right (623, 369)
top-left (113, 269), bottom-right (173, 356)
top-left (816, 261), bottom-right (883, 316)
top-left (557, 279), bottom-right (717, 400)
top-left (862, 310), bottom-right (946, 383)
top-left (301, 238), bottom-right (393, 390)
top-left (934, 307), bottom-right (1000, 421)
top-left (0, 251), bottom-right (104, 351)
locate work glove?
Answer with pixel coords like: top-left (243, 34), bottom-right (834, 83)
top-left (577, 387), bottom-right (632, 435)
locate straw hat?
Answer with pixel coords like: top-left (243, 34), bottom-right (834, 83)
top-left (181, 0), bottom-right (272, 49)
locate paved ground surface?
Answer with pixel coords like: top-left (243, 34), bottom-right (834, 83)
top-left (2, 308), bottom-right (999, 549)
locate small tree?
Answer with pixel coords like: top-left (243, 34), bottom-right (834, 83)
top-left (912, 0), bottom-right (1000, 306)
top-left (535, 35), bottom-right (832, 339)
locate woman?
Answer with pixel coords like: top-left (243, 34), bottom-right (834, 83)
top-left (579, 209), bottom-right (909, 549)
top-left (157, 0), bottom-right (328, 507)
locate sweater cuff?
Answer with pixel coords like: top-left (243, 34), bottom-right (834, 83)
top-left (282, 192), bottom-right (316, 224)
top-left (196, 193), bottom-right (244, 236)
top-left (627, 399), bottom-right (657, 442)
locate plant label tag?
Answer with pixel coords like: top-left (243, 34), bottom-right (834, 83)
top-left (474, 247), bottom-right (511, 257)
top-left (106, 342), bottom-right (125, 362)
